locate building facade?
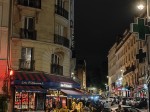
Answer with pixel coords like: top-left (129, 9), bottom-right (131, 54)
top-left (0, 0), bottom-right (10, 95)
top-left (6, 0), bottom-right (82, 111)
top-left (11, 0), bottom-right (72, 76)
top-left (108, 27), bottom-right (147, 97)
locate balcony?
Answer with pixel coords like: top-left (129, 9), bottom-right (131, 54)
top-left (17, 0), bottom-right (41, 9)
top-left (51, 64), bottom-right (63, 75)
top-left (20, 28), bottom-right (37, 40)
top-left (55, 5), bottom-right (68, 19)
top-left (123, 65), bottom-right (136, 76)
top-left (19, 59), bottom-right (35, 71)
top-left (54, 34), bottom-right (69, 48)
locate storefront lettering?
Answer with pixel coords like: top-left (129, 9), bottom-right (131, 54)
top-left (60, 83), bottom-right (72, 88)
top-left (21, 81), bottom-right (44, 85)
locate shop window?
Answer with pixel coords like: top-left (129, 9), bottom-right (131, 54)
top-left (14, 92), bottom-right (45, 111)
top-left (36, 93), bottom-right (45, 110)
top-left (14, 92), bottom-right (31, 110)
top-left (29, 93), bottom-right (35, 110)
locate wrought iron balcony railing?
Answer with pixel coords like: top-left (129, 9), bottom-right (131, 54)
top-left (54, 34), bottom-right (69, 48)
top-left (20, 28), bottom-right (37, 40)
top-left (55, 5), bottom-right (68, 19)
top-left (19, 59), bottom-right (35, 71)
top-left (51, 64), bottom-right (63, 75)
top-left (17, 0), bottom-right (41, 9)
top-left (123, 65), bottom-right (136, 76)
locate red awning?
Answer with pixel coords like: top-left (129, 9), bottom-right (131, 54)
top-left (61, 89), bottom-right (83, 95)
top-left (15, 85), bottom-right (47, 93)
top-left (14, 71), bottom-right (50, 82)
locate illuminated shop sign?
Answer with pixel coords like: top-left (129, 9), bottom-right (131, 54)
top-left (60, 83), bottom-right (72, 88)
top-left (21, 81), bottom-right (44, 85)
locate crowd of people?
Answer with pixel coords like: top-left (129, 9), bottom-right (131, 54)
top-left (46, 98), bottom-right (108, 112)
top-left (46, 96), bottom-right (148, 112)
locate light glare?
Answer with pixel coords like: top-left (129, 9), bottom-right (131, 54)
top-left (137, 4), bottom-right (145, 10)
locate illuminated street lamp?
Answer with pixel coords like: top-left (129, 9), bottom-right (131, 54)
top-left (137, 1), bottom-right (145, 10)
top-left (137, 0), bottom-right (150, 21)
top-left (136, 1), bottom-right (150, 111)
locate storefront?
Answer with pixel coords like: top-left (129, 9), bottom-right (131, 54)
top-left (11, 71), bottom-right (49, 111)
top-left (134, 84), bottom-right (148, 98)
top-left (11, 71), bottom-right (82, 111)
top-left (44, 74), bottom-right (82, 110)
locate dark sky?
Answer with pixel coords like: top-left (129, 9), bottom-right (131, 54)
top-left (74, 0), bottom-right (139, 87)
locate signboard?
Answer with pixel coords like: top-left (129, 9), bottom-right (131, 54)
top-left (130, 18), bottom-right (150, 40)
top-left (60, 83), bottom-right (72, 88)
top-left (21, 81), bottom-right (44, 85)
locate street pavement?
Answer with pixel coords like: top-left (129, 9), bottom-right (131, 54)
top-left (110, 104), bottom-right (148, 112)
top-left (139, 109), bottom-right (147, 112)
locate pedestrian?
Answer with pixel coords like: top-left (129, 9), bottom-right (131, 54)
top-left (116, 105), bottom-right (124, 112)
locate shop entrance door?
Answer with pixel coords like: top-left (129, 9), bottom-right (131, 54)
top-left (36, 93), bottom-right (45, 110)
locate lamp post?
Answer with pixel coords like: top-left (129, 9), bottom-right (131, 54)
top-left (137, 1), bottom-right (150, 111)
top-left (137, 0), bottom-right (150, 21)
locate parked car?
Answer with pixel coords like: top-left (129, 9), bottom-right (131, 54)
top-left (111, 105), bottom-right (141, 112)
top-left (102, 105), bottom-right (142, 112)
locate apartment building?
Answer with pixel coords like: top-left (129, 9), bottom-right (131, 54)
top-left (108, 27), bottom-right (147, 97)
top-left (0, 0), bottom-right (10, 95)
top-left (8, 0), bottom-right (82, 111)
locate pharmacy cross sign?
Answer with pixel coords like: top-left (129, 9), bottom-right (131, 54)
top-left (136, 49), bottom-right (146, 63)
top-left (130, 18), bottom-right (150, 40)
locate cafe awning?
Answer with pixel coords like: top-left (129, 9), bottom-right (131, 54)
top-left (15, 85), bottom-right (47, 93)
top-left (46, 74), bottom-right (80, 88)
top-left (11, 71), bottom-right (50, 85)
top-left (11, 71), bottom-right (80, 88)
top-left (60, 89), bottom-right (85, 98)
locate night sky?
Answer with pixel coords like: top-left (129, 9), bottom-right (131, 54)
top-left (74, 0), bottom-right (139, 89)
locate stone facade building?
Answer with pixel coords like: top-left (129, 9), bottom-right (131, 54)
top-left (0, 0), bottom-right (10, 95)
top-left (4, 0), bottom-right (82, 111)
top-left (108, 28), bottom-right (147, 97)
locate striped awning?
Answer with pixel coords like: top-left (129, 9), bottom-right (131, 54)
top-left (15, 85), bottom-right (47, 93)
top-left (61, 89), bottom-right (83, 95)
top-left (11, 71), bottom-right (80, 88)
top-left (14, 71), bottom-right (49, 81)
top-left (11, 71), bottom-right (50, 85)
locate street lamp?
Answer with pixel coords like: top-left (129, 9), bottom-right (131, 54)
top-left (137, 0), bottom-right (150, 21)
top-left (137, 1), bottom-right (145, 10)
top-left (136, 1), bottom-right (150, 111)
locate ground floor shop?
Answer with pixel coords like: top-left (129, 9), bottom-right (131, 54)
top-left (10, 71), bottom-right (82, 112)
top-left (111, 86), bottom-right (131, 97)
top-left (14, 91), bottom-right (46, 111)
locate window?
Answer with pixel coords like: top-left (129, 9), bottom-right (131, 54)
top-left (21, 47), bottom-right (33, 60)
top-left (55, 23), bottom-right (67, 37)
top-left (24, 17), bottom-right (35, 30)
top-left (21, 16), bottom-right (36, 39)
top-left (56, 0), bottom-right (65, 8)
top-left (51, 54), bottom-right (62, 75)
top-left (51, 54), bottom-right (59, 64)
top-left (18, 0), bottom-right (41, 8)
top-left (20, 47), bottom-right (34, 70)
